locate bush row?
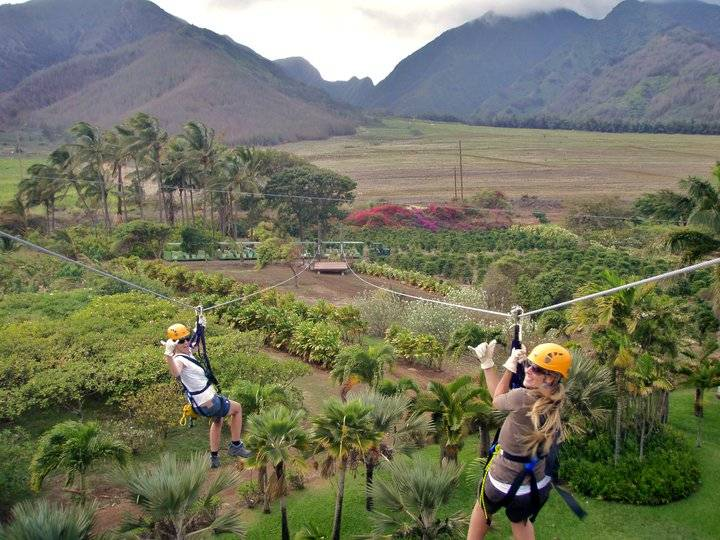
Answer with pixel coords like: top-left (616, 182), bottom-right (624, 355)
top-left (385, 325), bottom-right (444, 370)
top-left (353, 260), bottom-right (455, 294)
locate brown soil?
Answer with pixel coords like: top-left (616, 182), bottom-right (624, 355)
top-left (181, 260), bottom-right (440, 305)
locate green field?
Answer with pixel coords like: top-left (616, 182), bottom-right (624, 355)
top-left (280, 118), bottom-right (720, 204)
top-left (242, 388), bottom-right (720, 540)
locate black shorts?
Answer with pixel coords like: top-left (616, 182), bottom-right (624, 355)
top-left (480, 478), bottom-right (551, 523)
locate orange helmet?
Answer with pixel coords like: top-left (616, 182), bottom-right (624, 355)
top-left (527, 343), bottom-right (572, 379)
top-left (167, 323), bottom-right (190, 341)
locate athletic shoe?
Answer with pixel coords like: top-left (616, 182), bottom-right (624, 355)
top-left (228, 441), bottom-right (252, 458)
top-left (210, 454), bottom-right (221, 469)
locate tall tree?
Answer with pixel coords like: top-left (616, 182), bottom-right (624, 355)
top-left (69, 122), bottom-right (113, 229)
top-left (177, 121), bottom-right (221, 223)
top-left (312, 399), bottom-right (381, 540)
top-left (17, 163), bottom-right (64, 233)
top-left (245, 406), bottom-right (310, 540)
top-left (263, 166), bottom-right (356, 240)
top-left (682, 338), bottom-right (720, 447)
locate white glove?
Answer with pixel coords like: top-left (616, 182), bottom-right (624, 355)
top-left (162, 339), bottom-right (178, 356)
top-left (503, 345), bottom-right (527, 373)
top-left (468, 339), bottom-right (497, 370)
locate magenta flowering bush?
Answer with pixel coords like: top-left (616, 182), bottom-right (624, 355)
top-left (346, 204), bottom-right (510, 231)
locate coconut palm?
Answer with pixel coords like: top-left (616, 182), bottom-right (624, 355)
top-left (356, 391), bottom-right (433, 511)
top-left (312, 398), bottom-right (382, 540)
top-left (17, 162), bottom-right (64, 233)
top-left (121, 452), bottom-right (244, 539)
top-left (414, 376), bottom-right (485, 465)
top-left (176, 121), bottom-right (221, 222)
top-left (358, 457), bottom-right (466, 540)
top-left (682, 338), bottom-right (720, 447)
top-left (30, 421), bottom-right (129, 500)
top-left (214, 147), bottom-right (261, 238)
top-left (330, 343), bottom-right (395, 402)
top-left (69, 121), bottom-right (113, 229)
top-left (0, 499), bottom-right (98, 539)
top-left (117, 112), bottom-right (168, 220)
top-left (245, 406), bottom-right (310, 540)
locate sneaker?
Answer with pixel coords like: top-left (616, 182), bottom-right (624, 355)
top-left (210, 454), bottom-right (221, 469)
top-left (228, 441), bottom-right (252, 458)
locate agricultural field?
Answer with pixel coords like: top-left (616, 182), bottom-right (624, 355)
top-left (280, 118), bottom-right (720, 204)
top-left (0, 156), bottom-right (43, 204)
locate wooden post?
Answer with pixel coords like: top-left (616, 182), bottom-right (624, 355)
top-left (453, 167), bottom-right (458, 200)
top-left (458, 140), bottom-right (464, 202)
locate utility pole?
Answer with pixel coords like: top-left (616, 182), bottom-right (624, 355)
top-left (458, 140), bottom-right (464, 202)
top-left (453, 167), bottom-right (458, 200)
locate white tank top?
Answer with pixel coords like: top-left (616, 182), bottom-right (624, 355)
top-left (173, 353), bottom-right (216, 405)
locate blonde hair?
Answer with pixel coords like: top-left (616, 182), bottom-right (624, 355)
top-left (522, 383), bottom-right (566, 457)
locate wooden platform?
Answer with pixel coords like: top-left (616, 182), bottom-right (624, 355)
top-left (311, 261), bottom-right (349, 274)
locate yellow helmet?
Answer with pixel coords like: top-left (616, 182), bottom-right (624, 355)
top-left (528, 343), bottom-right (572, 379)
top-left (167, 323), bottom-right (190, 340)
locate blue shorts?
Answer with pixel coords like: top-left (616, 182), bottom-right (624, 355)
top-left (194, 394), bottom-right (231, 418)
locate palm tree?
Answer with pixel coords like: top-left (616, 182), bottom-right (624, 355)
top-left (376, 377), bottom-right (420, 398)
top-left (414, 376), bottom-right (484, 465)
top-left (567, 270), bottom-right (682, 463)
top-left (0, 499), bottom-right (98, 539)
top-left (682, 338), bottom-right (720, 447)
top-left (467, 385), bottom-right (504, 458)
top-left (69, 121), bottom-right (113, 229)
top-left (245, 406), bottom-right (310, 540)
top-left (30, 421), bottom-right (129, 500)
top-left (358, 457), bottom-right (466, 540)
top-left (17, 162), bottom-right (64, 233)
top-left (312, 398), bottom-right (382, 540)
top-left (330, 343), bottom-right (395, 402)
top-left (122, 452), bottom-right (244, 539)
top-left (356, 391), bottom-right (432, 511)
top-left (104, 130), bottom-right (129, 222)
top-left (117, 112), bottom-right (168, 221)
top-left (562, 350), bottom-right (616, 438)
top-left (214, 146), bottom-right (261, 238)
top-left (177, 121), bottom-right (220, 223)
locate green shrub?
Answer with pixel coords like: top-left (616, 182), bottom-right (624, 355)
top-left (289, 321), bottom-right (342, 367)
top-left (385, 326), bottom-right (444, 370)
top-left (180, 226), bottom-right (217, 255)
top-left (113, 220), bottom-right (171, 259)
top-left (0, 427), bottom-right (33, 520)
top-left (560, 429), bottom-right (700, 505)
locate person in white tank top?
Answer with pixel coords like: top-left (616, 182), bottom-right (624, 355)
top-left (163, 323), bottom-right (251, 468)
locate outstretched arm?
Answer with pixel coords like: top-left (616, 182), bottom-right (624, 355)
top-left (163, 339), bottom-right (181, 378)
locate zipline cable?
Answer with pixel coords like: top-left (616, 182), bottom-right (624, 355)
top-left (343, 255), bottom-right (511, 319)
top-left (0, 229), bottom-right (196, 310)
top-left (202, 254), bottom-right (318, 312)
top-left (520, 255), bottom-right (720, 318)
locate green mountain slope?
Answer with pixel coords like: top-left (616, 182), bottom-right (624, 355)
top-left (0, 0), bottom-right (358, 143)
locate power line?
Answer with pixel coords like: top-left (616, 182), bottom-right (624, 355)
top-left (0, 229), bottom-right (195, 310)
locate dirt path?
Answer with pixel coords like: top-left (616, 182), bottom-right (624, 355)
top-left (181, 260), bottom-right (440, 305)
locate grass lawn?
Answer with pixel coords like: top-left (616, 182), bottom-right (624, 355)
top-left (243, 388), bottom-right (719, 539)
top-left (0, 156), bottom-right (43, 204)
top-left (279, 118), bottom-right (720, 204)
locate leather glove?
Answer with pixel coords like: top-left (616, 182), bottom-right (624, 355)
top-left (162, 339), bottom-right (178, 356)
top-left (468, 339), bottom-right (497, 370)
top-left (503, 345), bottom-right (527, 373)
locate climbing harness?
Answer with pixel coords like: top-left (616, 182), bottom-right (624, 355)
top-left (179, 403), bottom-right (199, 427)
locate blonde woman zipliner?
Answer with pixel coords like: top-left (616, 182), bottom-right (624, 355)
top-left (467, 341), bottom-right (572, 540)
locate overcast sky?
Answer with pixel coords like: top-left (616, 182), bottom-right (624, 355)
top-left (6, 0), bottom-right (720, 82)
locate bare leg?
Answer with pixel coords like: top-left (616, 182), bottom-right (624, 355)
top-left (467, 501), bottom-right (491, 540)
top-left (510, 520), bottom-right (535, 540)
top-left (228, 400), bottom-right (243, 441)
top-left (209, 418), bottom-right (221, 452)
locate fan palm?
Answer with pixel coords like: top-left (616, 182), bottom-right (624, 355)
top-left (356, 391), bottom-right (433, 511)
top-left (0, 499), bottom-right (98, 539)
top-left (358, 457), bottom-right (466, 540)
top-left (414, 376), bottom-right (484, 465)
top-left (312, 398), bottom-right (382, 540)
top-left (330, 343), bottom-right (395, 401)
top-left (562, 350), bottom-right (616, 438)
top-left (30, 421), bottom-right (128, 500)
top-left (245, 406), bottom-right (310, 540)
top-left (121, 452), bottom-right (244, 539)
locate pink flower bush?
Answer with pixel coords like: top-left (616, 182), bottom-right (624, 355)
top-left (346, 204), bottom-right (511, 231)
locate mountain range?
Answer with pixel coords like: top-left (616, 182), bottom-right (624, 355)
top-left (277, 0), bottom-right (720, 129)
top-left (0, 0), bottom-right (358, 144)
top-left (3, 0), bottom-right (720, 142)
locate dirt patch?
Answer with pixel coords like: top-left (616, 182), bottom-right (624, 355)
top-left (181, 260), bottom-right (438, 305)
